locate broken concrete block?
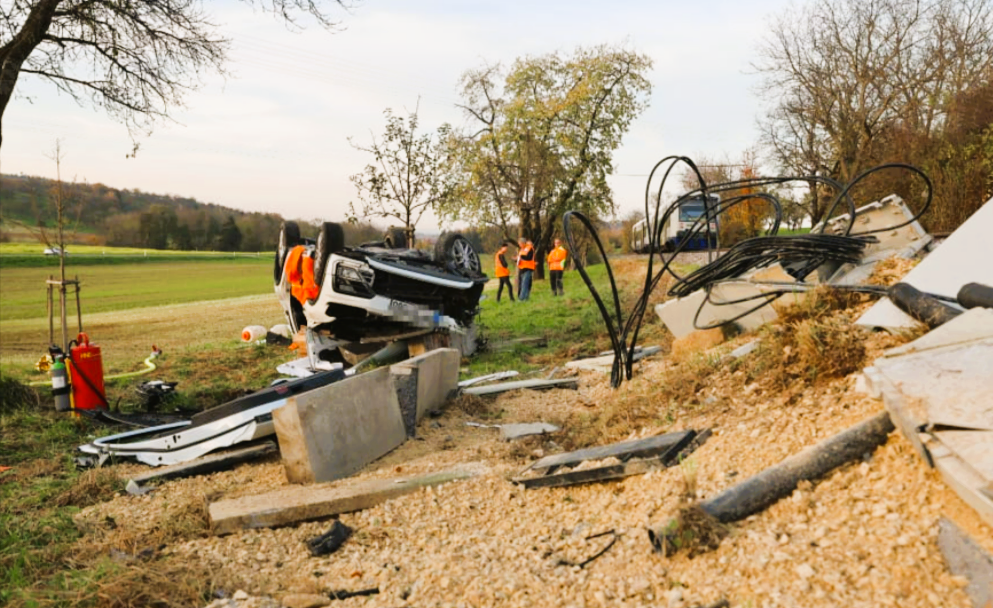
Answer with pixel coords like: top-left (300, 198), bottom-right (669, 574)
top-left (517, 430), bottom-right (707, 489)
top-left (529, 431), bottom-right (694, 473)
top-left (865, 308), bottom-right (993, 525)
top-left (390, 348), bottom-right (460, 436)
top-left (499, 422), bottom-right (560, 440)
top-left (208, 463), bottom-right (486, 534)
top-left (462, 377), bottom-right (578, 396)
top-left (729, 340), bottom-right (759, 359)
top-left (655, 282), bottom-right (784, 339)
top-left (858, 195), bottom-right (993, 331)
top-left (564, 346), bottom-right (662, 373)
top-left (937, 518), bottom-right (993, 608)
top-left (273, 366), bottom-right (407, 485)
top-left (818, 194), bottom-right (932, 259)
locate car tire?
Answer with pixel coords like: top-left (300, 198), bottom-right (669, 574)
top-left (314, 222), bottom-right (345, 287)
top-left (435, 232), bottom-right (483, 277)
top-left (274, 221), bottom-right (301, 284)
top-left (384, 227), bottom-right (408, 249)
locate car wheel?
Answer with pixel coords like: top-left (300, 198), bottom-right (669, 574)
top-left (274, 221), bottom-right (301, 284)
top-left (314, 222), bottom-right (345, 287)
top-left (384, 227), bottom-right (407, 249)
top-left (435, 232), bottom-right (482, 277)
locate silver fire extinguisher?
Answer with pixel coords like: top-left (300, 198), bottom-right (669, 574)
top-left (51, 356), bottom-right (71, 412)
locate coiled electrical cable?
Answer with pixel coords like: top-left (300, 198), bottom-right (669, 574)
top-left (564, 159), bottom-right (934, 388)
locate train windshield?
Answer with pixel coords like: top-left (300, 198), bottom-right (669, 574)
top-left (678, 200), bottom-right (707, 223)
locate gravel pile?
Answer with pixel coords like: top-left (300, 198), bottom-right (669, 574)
top-left (76, 332), bottom-right (993, 608)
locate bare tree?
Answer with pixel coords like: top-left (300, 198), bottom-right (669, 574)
top-left (0, 0), bottom-right (350, 147)
top-left (348, 103), bottom-right (457, 247)
top-left (756, 0), bottom-right (993, 217)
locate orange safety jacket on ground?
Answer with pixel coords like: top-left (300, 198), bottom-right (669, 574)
top-left (518, 243), bottom-right (536, 270)
top-left (547, 245), bottom-right (567, 271)
top-left (285, 245), bottom-right (320, 304)
top-left (495, 251), bottom-right (510, 277)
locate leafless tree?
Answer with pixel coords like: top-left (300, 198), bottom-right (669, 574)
top-left (0, 0), bottom-right (350, 147)
top-left (755, 0), bottom-right (993, 220)
top-left (348, 103), bottom-right (457, 247)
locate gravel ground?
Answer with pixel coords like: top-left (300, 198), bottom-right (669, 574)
top-left (74, 327), bottom-right (993, 608)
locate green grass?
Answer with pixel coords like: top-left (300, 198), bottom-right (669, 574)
top-left (0, 243), bottom-right (270, 256)
top-left (0, 259), bottom-right (274, 321)
top-left (466, 258), bottom-right (671, 377)
top-left (774, 227), bottom-right (812, 236)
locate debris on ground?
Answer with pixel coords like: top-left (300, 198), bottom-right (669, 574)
top-left (859, 195), bottom-right (993, 330)
top-left (125, 442), bottom-right (278, 496)
top-left (864, 307), bottom-right (993, 525)
top-left (52, 181), bottom-right (993, 608)
top-left (515, 431), bottom-right (709, 490)
top-left (461, 377), bottom-right (579, 396)
top-left (305, 521), bottom-right (353, 557)
top-left (937, 517), bottom-right (993, 608)
top-left (208, 463), bottom-right (487, 535)
top-left (465, 421), bottom-right (561, 441)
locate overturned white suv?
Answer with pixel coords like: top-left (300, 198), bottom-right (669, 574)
top-left (273, 222), bottom-right (487, 343)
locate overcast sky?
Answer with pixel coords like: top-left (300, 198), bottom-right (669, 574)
top-left (2, 0), bottom-right (792, 232)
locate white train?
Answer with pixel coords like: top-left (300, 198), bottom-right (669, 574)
top-left (631, 194), bottom-right (719, 253)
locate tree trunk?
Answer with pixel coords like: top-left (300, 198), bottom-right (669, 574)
top-left (0, 0), bottom-right (62, 148)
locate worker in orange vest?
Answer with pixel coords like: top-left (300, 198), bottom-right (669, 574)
top-left (494, 244), bottom-right (515, 302)
top-left (546, 238), bottom-right (568, 296)
top-left (285, 245), bottom-right (320, 304)
top-left (517, 237), bottom-right (535, 301)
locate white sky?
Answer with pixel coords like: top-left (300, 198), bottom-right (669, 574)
top-left (1, 0), bottom-right (792, 233)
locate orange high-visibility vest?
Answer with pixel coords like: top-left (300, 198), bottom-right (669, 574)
top-left (495, 251), bottom-right (510, 277)
top-left (547, 245), bottom-right (567, 271)
top-left (285, 245), bottom-right (320, 303)
top-left (518, 243), bottom-right (536, 270)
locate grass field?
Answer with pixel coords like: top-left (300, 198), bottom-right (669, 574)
top-left (0, 258), bottom-right (275, 321)
top-left (0, 243), bottom-right (270, 256)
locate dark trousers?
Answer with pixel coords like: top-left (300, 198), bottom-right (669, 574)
top-left (550, 270), bottom-right (563, 295)
top-left (497, 276), bottom-right (515, 302)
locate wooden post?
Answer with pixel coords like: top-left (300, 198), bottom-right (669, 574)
top-left (47, 275), bottom-right (54, 346)
top-left (74, 275), bottom-right (82, 333)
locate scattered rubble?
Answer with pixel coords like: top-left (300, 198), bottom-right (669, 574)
top-left (305, 521), bottom-right (353, 557)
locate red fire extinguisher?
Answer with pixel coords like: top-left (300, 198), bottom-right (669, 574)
top-left (68, 333), bottom-right (107, 411)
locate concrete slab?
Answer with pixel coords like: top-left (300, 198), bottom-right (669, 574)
top-left (458, 371), bottom-right (519, 388)
top-left (937, 518), bottom-right (993, 608)
top-left (516, 430), bottom-right (706, 490)
top-left (499, 423), bottom-right (560, 440)
top-left (655, 263), bottom-right (805, 339)
top-left (869, 312), bottom-right (993, 430)
top-left (729, 340), bottom-right (760, 359)
top-left (858, 196), bottom-right (993, 330)
top-left (818, 194), bottom-right (932, 259)
top-left (865, 308), bottom-right (993, 525)
top-left (209, 463), bottom-right (486, 535)
top-left (390, 348), bottom-right (460, 436)
top-left (882, 308), bottom-right (993, 359)
top-left (564, 346), bottom-right (661, 372)
top-left (463, 377), bottom-right (578, 396)
top-left (529, 431), bottom-right (694, 473)
top-left (273, 366), bottom-right (407, 485)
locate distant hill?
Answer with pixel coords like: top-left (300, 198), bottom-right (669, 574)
top-left (0, 174), bottom-right (381, 252)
